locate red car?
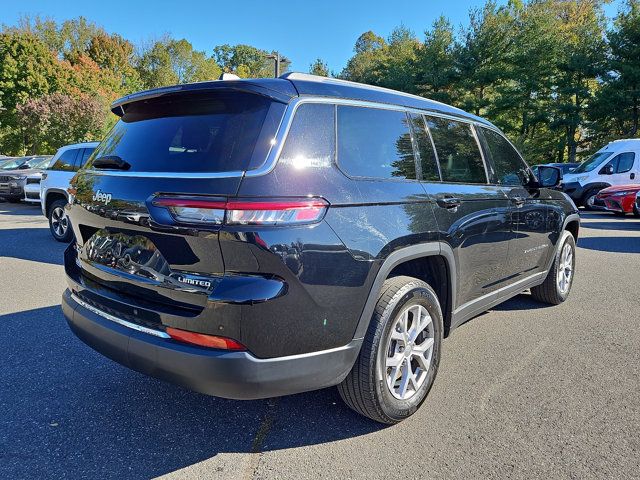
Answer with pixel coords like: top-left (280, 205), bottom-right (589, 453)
top-left (595, 185), bottom-right (640, 216)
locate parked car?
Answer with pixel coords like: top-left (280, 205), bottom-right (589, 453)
top-left (61, 73), bottom-right (579, 424)
top-left (40, 142), bottom-right (99, 241)
top-left (532, 162), bottom-right (580, 179)
top-left (595, 184), bottom-right (640, 216)
top-left (563, 139), bottom-right (640, 209)
top-left (22, 156), bottom-right (54, 203)
top-left (0, 156), bottom-right (52, 203)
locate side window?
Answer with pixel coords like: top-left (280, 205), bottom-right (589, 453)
top-left (426, 117), bottom-right (487, 184)
top-left (481, 128), bottom-right (529, 186)
top-left (337, 106), bottom-right (416, 179)
top-left (278, 103), bottom-right (334, 169)
top-left (408, 113), bottom-right (440, 181)
top-left (76, 148), bottom-right (95, 170)
top-left (615, 152), bottom-right (635, 173)
top-left (51, 149), bottom-right (79, 172)
top-left (600, 156), bottom-right (620, 174)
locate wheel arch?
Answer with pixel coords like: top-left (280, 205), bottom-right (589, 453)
top-left (44, 189), bottom-right (68, 216)
top-left (353, 243), bottom-right (456, 341)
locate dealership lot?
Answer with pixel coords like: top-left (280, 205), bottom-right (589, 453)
top-left (1, 202), bottom-right (638, 479)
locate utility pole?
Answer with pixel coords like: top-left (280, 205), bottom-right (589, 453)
top-left (266, 53), bottom-right (281, 78)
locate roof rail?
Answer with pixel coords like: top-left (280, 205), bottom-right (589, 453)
top-left (279, 72), bottom-right (456, 110)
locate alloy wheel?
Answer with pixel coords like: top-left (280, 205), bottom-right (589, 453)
top-left (51, 206), bottom-right (68, 238)
top-left (384, 304), bottom-right (434, 400)
top-left (557, 242), bottom-right (574, 294)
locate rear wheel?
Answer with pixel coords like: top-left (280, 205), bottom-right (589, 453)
top-left (48, 199), bottom-right (73, 242)
top-left (338, 276), bottom-right (443, 424)
top-left (531, 231), bottom-right (576, 305)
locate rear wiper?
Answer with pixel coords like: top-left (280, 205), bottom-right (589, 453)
top-left (92, 155), bottom-right (131, 170)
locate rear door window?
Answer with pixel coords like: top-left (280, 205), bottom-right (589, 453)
top-left (88, 92), bottom-right (275, 173)
top-left (408, 113), bottom-right (440, 181)
top-left (76, 148), bottom-right (95, 170)
top-left (337, 106), bottom-right (417, 180)
top-left (427, 116), bottom-right (487, 184)
top-left (51, 149), bottom-right (79, 171)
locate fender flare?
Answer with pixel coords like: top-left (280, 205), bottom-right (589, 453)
top-left (352, 242), bottom-right (456, 340)
top-left (44, 188), bottom-right (69, 214)
top-left (581, 182), bottom-right (611, 198)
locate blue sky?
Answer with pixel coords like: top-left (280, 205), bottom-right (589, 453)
top-left (1, 0), bottom-right (626, 74)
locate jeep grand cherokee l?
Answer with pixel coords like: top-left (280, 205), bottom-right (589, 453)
top-left (62, 73), bottom-right (579, 424)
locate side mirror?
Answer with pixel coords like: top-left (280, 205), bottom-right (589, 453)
top-left (535, 165), bottom-right (561, 188)
top-left (601, 164), bottom-right (614, 175)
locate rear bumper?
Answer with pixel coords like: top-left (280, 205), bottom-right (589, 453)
top-left (62, 289), bottom-right (361, 400)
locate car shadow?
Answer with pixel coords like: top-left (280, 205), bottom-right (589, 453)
top-left (578, 236), bottom-right (640, 254)
top-left (0, 306), bottom-right (383, 479)
top-left (0, 228), bottom-right (66, 265)
top-left (490, 292), bottom-right (553, 311)
top-left (0, 202), bottom-right (43, 216)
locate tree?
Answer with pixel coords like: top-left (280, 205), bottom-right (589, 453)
top-left (340, 31), bottom-right (387, 84)
top-left (309, 58), bottom-right (329, 76)
top-left (16, 92), bottom-right (106, 154)
top-left (0, 31), bottom-right (71, 154)
top-left (415, 17), bottom-right (459, 104)
top-left (136, 38), bottom-right (221, 88)
top-left (591, 0), bottom-right (640, 139)
top-left (213, 44), bottom-right (290, 78)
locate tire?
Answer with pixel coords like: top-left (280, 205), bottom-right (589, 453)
top-left (7, 197), bottom-right (21, 203)
top-left (531, 231), bottom-right (576, 305)
top-left (613, 211), bottom-right (626, 217)
top-left (338, 275), bottom-right (443, 424)
top-left (633, 204), bottom-right (640, 218)
top-left (48, 199), bottom-right (73, 243)
top-left (581, 188), bottom-right (600, 210)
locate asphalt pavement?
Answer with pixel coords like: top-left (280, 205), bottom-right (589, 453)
top-left (1, 201), bottom-right (638, 479)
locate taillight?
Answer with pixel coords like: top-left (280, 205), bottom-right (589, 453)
top-left (153, 197), bottom-right (328, 226)
top-left (166, 327), bottom-right (246, 350)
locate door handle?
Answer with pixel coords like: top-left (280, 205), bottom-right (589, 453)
top-left (511, 196), bottom-right (525, 208)
top-left (436, 197), bottom-right (462, 210)
top-left (631, 173), bottom-right (636, 180)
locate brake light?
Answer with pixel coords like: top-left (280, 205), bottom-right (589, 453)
top-left (166, 327), bottom-right (246, 350)
top-left (153, 197), bottom-right (328, 226)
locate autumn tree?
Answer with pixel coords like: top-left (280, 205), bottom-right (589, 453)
top-left (309, 58), bottom-right (329, 76)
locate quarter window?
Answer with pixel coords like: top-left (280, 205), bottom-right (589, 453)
top-left (279, 103), bottom-right (335, 169)
top-left (77, 148), bottom-right (95, 170)
top-left (481, 128), bottom-right (530, 186)
top-left (337, 106), bottom-right (417, 180)
top-left (426, 117), bottom-right (487, 184)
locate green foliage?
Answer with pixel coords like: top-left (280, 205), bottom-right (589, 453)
top-left (136, 38), bottom-right (221, 88)
top-left (16, 92), bottom-right (106, 154)
top-left (309, 58), bottom-right (329, 76)
top-left (213, 44), bottom-right (290, 78)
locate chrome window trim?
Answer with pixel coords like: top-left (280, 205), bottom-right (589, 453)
top-left (245, 96), bottom-right (500, 179)
top-left (71, 293), bottom-right (171, 338)
top-left (83, 169), bottom-right (245, 179)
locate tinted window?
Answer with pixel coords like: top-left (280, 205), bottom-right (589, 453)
top-left (481, 128), bottom-right (529, 185)
top-left (427, 117), bottom-right (486, 183)
top-left (77, 148), bottom-right (95, 170)
top-left (89, 92), bottom-right (273, 173)
top-left (600, 156), bottom-right (619, 174)
top-left (51, 149), bottom-right (79, 171)
top-left (615, 152), bottom-right (635, 173)
top-left (278, 103), bottom-right (334, 169)
top-left (408, 113), bottom-right (440, 181)
top-left (573, 151), bottom-right (611, 173)
top-left (338, 106), bottom-right (416, 179)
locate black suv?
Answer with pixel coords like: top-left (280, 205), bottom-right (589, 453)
top-left (62, 73), bottom-right (579, 424)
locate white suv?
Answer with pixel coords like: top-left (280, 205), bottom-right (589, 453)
top-left (563, 139), bottom-right (640, 209)
top-left (40, 142), bottom-right (99, 241)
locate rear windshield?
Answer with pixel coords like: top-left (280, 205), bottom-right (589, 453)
top-left (88, 92), bottom-right (274, 173)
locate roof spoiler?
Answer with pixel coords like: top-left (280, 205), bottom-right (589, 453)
top-left (110, 79), bottom-right (297, 117)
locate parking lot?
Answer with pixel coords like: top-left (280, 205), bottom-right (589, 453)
top-left (1, 201), bottom-right (638, 479)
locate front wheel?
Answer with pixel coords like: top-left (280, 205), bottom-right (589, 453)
top-left (633, 203), bottom-right (640, 218)
top-left (581, 188), bottom-right (600, 210)
top-left (48, 199), bottom-right (73, 243)
top-left (338, 276), bottom-right (443, 424)
top-left (531, 231), bottom-right (576, 305)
